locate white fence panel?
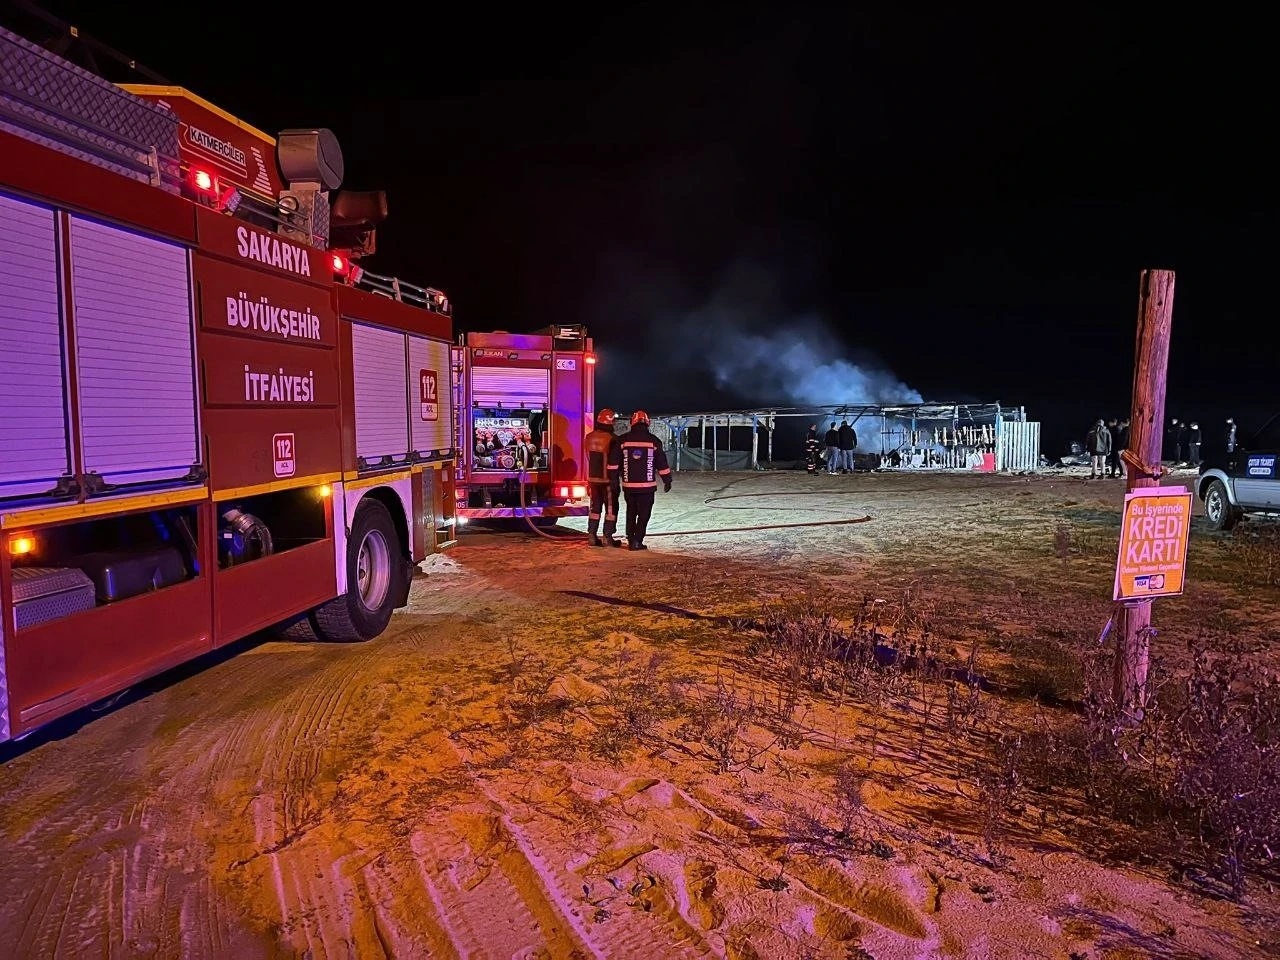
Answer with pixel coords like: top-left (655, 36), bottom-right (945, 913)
top-left (998, 421), bottom-right (1041, 472)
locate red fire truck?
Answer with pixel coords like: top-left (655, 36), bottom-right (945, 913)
top-left (452, 327), bottom-right (596, 525)
top-left (0, 25), bottom-right (467, 743)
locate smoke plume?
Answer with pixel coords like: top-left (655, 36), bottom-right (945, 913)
top-left (595, 257), bottom-right (922, 412)
top-left (698, 314), bottom-right (922, 406)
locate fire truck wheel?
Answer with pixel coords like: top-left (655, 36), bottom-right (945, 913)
top-left (311, 499), bottom-right (403, 642)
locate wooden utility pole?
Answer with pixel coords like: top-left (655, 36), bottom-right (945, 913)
top-left (1114, 269), bottom-right (1176, 715)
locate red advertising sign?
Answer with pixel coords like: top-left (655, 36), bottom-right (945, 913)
top-left (273, 433), bottom-right (296, 478)
top-left (419, 369), bottom-right (438, 421)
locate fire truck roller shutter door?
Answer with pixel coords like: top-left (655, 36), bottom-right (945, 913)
top-left (471, 366), bottom-right (550, 408)
top-left (351, 322), bottom-right (411, 464)
top-left (408, 334), bottom-right (452, 458)
top-left (69, 215), bottom-right (199, 486)
top-left (0, 194), bottom-right (70, 499)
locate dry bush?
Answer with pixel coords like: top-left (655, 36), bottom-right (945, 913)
top-left (1017, 631), bottom-right (1280, 900)
top-left (966, 722), bottom-right (1026, 866)
top-left (1227, 525), bottom-right (1280, 587)
top-left (1014, 630), bottom-right (1094, 706)
top-left (1167, 638), bottom-right (1280, 898)
top-left (502, 637), bottom-right (560, 727)
top-left (590, 645), bottom-right (683, 764)
top-left (679, 674), bottom-right (777, 774)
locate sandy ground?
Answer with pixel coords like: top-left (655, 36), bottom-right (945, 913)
top-left (2, 469), bottom-right (1278, 959)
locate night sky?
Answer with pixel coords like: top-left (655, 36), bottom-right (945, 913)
top-left (9, 5), bottom-right (1276, 454)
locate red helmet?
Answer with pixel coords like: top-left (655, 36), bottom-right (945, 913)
top-left (597, 408), bottom-right (616, 425)
top-left (631, 410), bottom-right (650, 425)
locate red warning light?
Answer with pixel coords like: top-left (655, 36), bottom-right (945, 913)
top-left (192, 169), bottom-right (214, 192)
top-left (331, 253), bottom-right (349, 275)
top-left (584, 354), bottom-right (598, 365)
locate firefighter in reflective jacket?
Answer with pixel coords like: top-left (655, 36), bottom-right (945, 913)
top-left (609, 410), bottom-right (671, 551)
top-left (584, 408), bottom-right (623, 547)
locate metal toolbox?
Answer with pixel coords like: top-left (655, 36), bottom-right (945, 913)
top-left (11, 566), bottom-right (97, 630)
top-left (73, 547), bottom-right (187, 603)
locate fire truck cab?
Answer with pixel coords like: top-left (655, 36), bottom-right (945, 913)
top-left (452, 326), bottom-right (597, 524)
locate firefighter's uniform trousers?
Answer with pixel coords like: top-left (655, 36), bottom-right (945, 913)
top-left (588, 482), bottom-right (619, 539)
top-left (584, 424), bottom-right (621, 540)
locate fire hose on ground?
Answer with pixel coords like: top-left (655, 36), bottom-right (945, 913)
top-left (512, 472), bottom-right (873, 543)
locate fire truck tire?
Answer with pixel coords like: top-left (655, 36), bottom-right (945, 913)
top-left (311, 499), bottom-right (402, 642)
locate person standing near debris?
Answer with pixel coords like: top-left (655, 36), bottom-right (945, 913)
top-left (611, 410), bottom-right (672, 551)
top-left (823, 422), bottom-right (840, 475)
top-left (1166, 418), bottom-right (1182, 463)
top-left (584, 408), bottom-right (622, 548)
top-left (805, 424), bottom-right (821, 475)
top-left (1116, 418), bottom-right (1131, 478)
top-left (1106, 418), bottom-right (1122, 478)
top-left (838, 419), bottom-right (857, 474)
top-left (1086, 418), bottom-right (1111, 479)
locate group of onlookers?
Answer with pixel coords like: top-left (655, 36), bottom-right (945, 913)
top-left (1084, 416), bottom-right (1238, 479)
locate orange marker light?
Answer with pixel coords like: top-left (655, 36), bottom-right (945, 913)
top-left (10, 535), bottom-right (35, 556)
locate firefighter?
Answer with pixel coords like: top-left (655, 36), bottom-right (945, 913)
top-left (584, 408), bottom-right (623, 547)
top-left (805, 424), bottom-right (821, 475)
top-left (610, 410), bottom-right (672, 551)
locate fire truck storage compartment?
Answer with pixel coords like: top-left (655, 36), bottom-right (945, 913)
top-left (0, 193), bottom-right (71, 501)
top-left (471, 366), bottom-right (550, 408)
top-left (6, 502), bottom-right (202, 632)
top-left (408, 334), bottom-right (453, 458)
top-left (68, 215), bottom-right (199, 487)
top-left (351, 321), bottom-right (410, 466)
top-left (551, 353), bottom-right (587, 481)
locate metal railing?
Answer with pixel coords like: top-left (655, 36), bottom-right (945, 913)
top-left (348, 267), bottom-right (451, 315)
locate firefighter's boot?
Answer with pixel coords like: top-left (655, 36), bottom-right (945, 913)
top-left (602, 519), bottom-right (620, 548)
top-left (588, 533), bottom-right (603, 547)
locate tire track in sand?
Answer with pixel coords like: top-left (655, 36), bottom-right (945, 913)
top-left (436, 738), bottom-right (715, 960)
top-left (411, 820), bottom-right (600, 960)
